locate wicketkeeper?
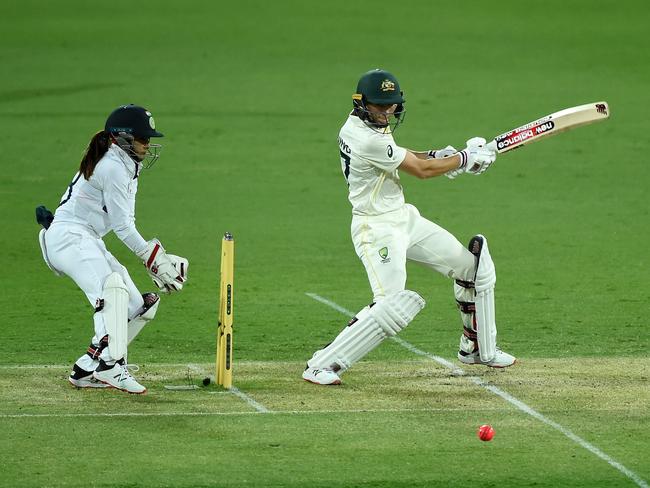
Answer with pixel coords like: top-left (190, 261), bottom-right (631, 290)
top-left (303, 69), bottom-right (516, 386)
top-left (36, 104), bottom-right (188, 394)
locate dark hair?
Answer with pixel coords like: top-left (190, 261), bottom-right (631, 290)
top-left (79, 130), bottom-right (111, 179)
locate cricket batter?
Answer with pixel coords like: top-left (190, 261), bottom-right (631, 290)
top-left (36, 104), bottom-right (188, 394)
top-left (303, 69), bottom-right (516, 386)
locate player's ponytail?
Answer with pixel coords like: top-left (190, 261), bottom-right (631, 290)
top-left (79, 130), bottom-right (110, 179)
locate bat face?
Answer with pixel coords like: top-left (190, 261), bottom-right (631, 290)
top-left (487, 102), bottom-right (609, 154)
top-left (493, 116), bottom-right (556, 152)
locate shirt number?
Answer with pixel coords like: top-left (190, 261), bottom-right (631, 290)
top-left (340, 150), bottom-right (351, 182)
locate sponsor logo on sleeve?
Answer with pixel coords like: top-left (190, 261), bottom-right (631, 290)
top-left (387, 145), bottom-right (393, 158)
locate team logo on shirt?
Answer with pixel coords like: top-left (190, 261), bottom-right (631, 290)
top-left (381, 80), bottom-right (396, 92)
top-left (378, 247), bottom-right (390, 263)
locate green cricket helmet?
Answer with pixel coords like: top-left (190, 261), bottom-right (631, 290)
top-left (352, 69), bottom-right (406, 133)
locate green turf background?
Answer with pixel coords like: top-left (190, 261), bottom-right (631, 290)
top-left (1, 0), bottom-right (648, 486)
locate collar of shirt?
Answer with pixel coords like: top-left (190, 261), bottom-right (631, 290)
top-left (109, 143), bottom-right (140, 179)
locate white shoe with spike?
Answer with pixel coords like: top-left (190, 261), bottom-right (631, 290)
top-left (93, 360), bottom-right (147, 394)
top-left (302, 366), bottom-right (342, 385)
top-left (458, 348), bottom-right (516, 368)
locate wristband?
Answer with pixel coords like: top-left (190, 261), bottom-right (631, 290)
top-left (457, 150), bottom-right (468, 170)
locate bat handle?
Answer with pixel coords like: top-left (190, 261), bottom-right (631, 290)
top-left (486, 140), bottom-right (498, 152)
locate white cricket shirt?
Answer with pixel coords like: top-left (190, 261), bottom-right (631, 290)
top-left (338, 114), bottom-right (408, 216)
top-left (52, 144), bottom-right (148, 254)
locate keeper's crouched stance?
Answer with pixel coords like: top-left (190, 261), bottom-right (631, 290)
top-left (303, 69), bottom-right (515, 386)
top-left (36, 105), bottom-right (188, 394)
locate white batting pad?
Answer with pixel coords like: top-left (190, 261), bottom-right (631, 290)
top-left (127, 296), bottom-right (160, 344)
top-left (474, 235), bottom-right (497, 361)
top-left (103, 272), bottom-right (129, 360)
top-left (308, 290), bottom-right (425, 372)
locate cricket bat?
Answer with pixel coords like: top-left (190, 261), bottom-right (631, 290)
top-left (485, 101), bottom-right (610, 154)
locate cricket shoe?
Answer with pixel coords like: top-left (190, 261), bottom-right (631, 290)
top-left (302, 366), bottom-right (341, 385)
top-left (93, 360), bottom-right (147, 394)
top-left (458, 348), bottom-right (516, 368)
top-left (68, 364), bottom-right (108, 389)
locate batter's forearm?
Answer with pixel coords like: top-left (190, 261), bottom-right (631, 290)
top-left (421, 154), bottom-right (463, 177)
top-left (400, 151), bottom-right (463, 179)
top-left (408, 150), bottom-right (431, 160)
top-left (408, 147), bottom-right (458, 161)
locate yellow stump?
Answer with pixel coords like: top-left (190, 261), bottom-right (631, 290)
top-left (216, 232), bottom-right (234, 389)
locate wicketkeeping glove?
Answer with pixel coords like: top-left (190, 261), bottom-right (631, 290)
top-left (138, 239), bottom-right (187, 293)
top-left (151, 254), bottom-right (189, 293)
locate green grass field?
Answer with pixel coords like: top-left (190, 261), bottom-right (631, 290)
top-left (1, 0), bottom-right (649, 487)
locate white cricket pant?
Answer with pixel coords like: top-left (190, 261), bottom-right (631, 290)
top-left (44, 223), bottom-right (144, 367)
top-left (351, 204), bottom-right (475, 301)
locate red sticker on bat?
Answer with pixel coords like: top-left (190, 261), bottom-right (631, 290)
top-left (495, 120), bottom-right (555, 150)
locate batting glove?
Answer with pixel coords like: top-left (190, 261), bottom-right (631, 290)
top-left (427, 145), bottom-right (457, 159)
top-left (447, 137), bottom-right (496, 178)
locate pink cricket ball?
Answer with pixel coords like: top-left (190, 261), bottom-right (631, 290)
top-left (478, 424), bottom-right (495, 441)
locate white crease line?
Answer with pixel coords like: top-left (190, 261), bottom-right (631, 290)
top-left (0, 411), bottom-right (260, 419)
top-left (228, 386), bottom-right (271, 413)
top-left (306, 292), bottom-right (354, 316)
top-left (391, 337), bottom-right (466, 376)
top-left (0, 364), bottom-right (71, 369)
top-left (475, 379), bottom-right (648, 486)
top-left (186, 363), bottom-right (207, 376)
top-left (0, 406), bottom-right (506, 419)
top-left (182, 363), bottom-right (271, 413)
top-left (306, 292), bottom-right (649, 488)
top-left (0, 363), bottom-right (272, 415)
top-left (0, 363), bottom-right (220, 369)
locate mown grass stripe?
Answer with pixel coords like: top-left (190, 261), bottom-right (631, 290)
top-left (475, 379), bottom-right (649, 488)
top-left (0, 406), bottom-right (506, 419)
top-left (306, 292), bottom-right (649, 488)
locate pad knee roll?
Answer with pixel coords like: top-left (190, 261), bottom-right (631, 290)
top-left (469, 234), bottom-right (496, 292)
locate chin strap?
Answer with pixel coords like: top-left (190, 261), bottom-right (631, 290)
top-left (109, 132), bottom-right (160, 170)
top-left (110, 132), bottom-right (139, 159)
